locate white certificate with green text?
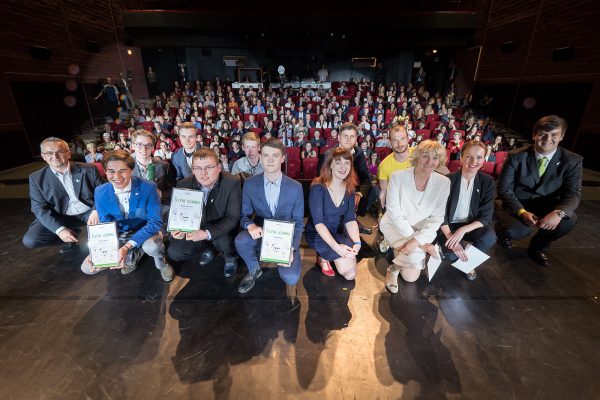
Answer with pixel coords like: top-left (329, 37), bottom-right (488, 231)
top-left (260, 219), bottom-right (295, 264)
top-left (88, 222), bottom-right (119, 268)
top-left (167, 188), bottom-right (204, 232)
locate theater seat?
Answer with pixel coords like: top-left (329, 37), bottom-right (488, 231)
top-left (375, 147), bottom-right (392, 160)
top-left (302, 157), bottom-right (318, 179)
top-left (286, 158), bottom-right (301, 179)
top-left (495, 151), bottom-right (509, 165)
top-left (94, 162), bottom-right (106, 179)
top-left (416, 129), bottom-right (431, 139)
top-left (481, 161), bottom-right (495, 176)
top-left (494, 161), bottom-right (505, 177)
top-left (448, 159), bottom-right (461, 173)
top-left (285, 147), bottom-right (300, 161)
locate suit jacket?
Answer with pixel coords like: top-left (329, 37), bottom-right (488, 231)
top-left (240, 173), bottom-right (304, 249)
top-left (172, 144), bottom-right (202, 181)
top-left (443, 171), bottom-right (495, 227)
top-left (381, 168), bottom-right (450, 245)
top-left (95, 176), bottom-right (162, 247)
top-left (132, 156), bottom-right (174, 204)
top-left (498, 145), bottom-right (582, 218)
top-left (29, 162), bottom-right (103, 232)
top-left (175, 172), bottom-right (241, 240)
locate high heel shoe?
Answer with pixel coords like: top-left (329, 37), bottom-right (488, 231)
top-left (317, 257), bottom-right (335, 277)
top-left (386, 266), bottom-right (399, 294)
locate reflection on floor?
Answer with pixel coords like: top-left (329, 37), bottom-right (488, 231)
top-left (0, 198), bottom-right (599, 399)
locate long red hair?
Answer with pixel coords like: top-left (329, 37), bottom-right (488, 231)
top-left (312, 147), bottom-right (358, 194)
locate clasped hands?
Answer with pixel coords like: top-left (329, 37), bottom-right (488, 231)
top-left (395, 238), bottom-right (439, 259)
top-left (520, 211), bottom-right (561, 230)
top-left (171, 229), bottom-right (209, 241)
top-left (335, 242), bottom-right (361, 259)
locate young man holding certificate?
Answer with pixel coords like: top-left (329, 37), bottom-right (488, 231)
top-left (167, 148), bottom-right (242, 277)
top-left (235, 138), bottom-right (304, 294)
top-left (80, 151), bottom-right (175, 282)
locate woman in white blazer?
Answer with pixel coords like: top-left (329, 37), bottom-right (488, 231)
top-left (379, 140), bottom-right (451, 292)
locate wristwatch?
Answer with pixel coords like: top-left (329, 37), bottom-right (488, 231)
top-left (555, 210), bottom-right (566, 219)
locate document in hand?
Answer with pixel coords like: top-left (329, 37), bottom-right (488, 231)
top-left (427, 244), bottom-right (442, 282)
top-left (260, 219), bottom-right (295, 264)
top-left (167, 188), bottom-right (204, 232)
top-left (88, 222), bottom-right (119, 268)
top-left (451, 244), bottom-right (490, 273)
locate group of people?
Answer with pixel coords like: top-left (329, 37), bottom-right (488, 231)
top-left (24, 113), bottom-right (582, 296)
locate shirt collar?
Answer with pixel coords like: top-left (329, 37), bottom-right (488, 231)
top-left (535, 148), bottom-right (557, 161)
top-left (114, 181), bottom-right (132, 194)
top-left (264, 173), bottom-right (283, 187)
top-left (50, 163), bottom-right (71, 177)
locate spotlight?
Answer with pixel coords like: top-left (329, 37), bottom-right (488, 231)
top-left (127, 49), bottom-right (132, 56)
top-left (330, 32), bottom-right (334, 37)
top-left (432, 49), bottom-right (438, 54)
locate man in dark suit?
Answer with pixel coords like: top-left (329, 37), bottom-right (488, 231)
top-left (496, 115), bottom-right (582, 266)
top-left (172, 122), bottom-right (202, 181)
top-left (235, 138), bottom-right (304, 294)
top-left (168, 148), bottom-right (242, 277)
top-left (130, 130), bottom-right (174, 206)
top-left (23, 137), bottom-right (104, 253)
top-left (318, 122), bottom-right (372, 234)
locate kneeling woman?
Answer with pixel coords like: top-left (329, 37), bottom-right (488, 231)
top-left (380, 140), bottom-right (450, 292)
top-left (437, 141), bottom-right (497, 280)
top-left (81, 150), bottom-right (175, 282)
top-left (305, 148), bottom-right (361, 279)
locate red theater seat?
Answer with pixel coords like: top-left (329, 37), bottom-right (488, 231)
top-left (375, 147), bottom-right (392, 160)
top-left (302, 157), bottom-right (318, 179)
top-left (481, 162), bottom-right (495, 176)
top-left (285, 147), bottom-right (300, 161)
top-left (416, 129), bottom-right (431, 139)
top-left (448, 160), bottom-right (461, 173)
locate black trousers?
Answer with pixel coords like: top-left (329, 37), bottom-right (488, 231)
top-left (22, 214), bottom-right (88, 248)
top-left (495, 202), bottom-right (577, 252)
top-left (435, 223), bottom-right (497, 262)
top-left (167, 233), bottom-right (237, 263)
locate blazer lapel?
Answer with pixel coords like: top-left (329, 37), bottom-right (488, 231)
top-left (257, 174), bottom-right (272, 218)
top-left (527, 148), bottom-right (541, 184)
top-left (127, 178), bottom-right (142, 217)
top-left (70, 164), bottom-right (83, 197)
top-left (469, 173), bottom-right (482, 219)
top-left (448, 173), bottom-right (461, 222)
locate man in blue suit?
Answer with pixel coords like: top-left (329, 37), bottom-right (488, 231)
top-left (235, 138), bottom-right (304, 294)
top-left (81, 150), bottom-right (175, 282)
top-left (171, 122), bottom-right (202, 181)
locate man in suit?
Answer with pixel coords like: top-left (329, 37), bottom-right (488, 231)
top-left (497, 115), bottom-right (582, 266)
top-left (130, 129), bottom-right (174, 206)
top-left (172, 122), bottom-right (202, 181)
top-left (168, 148), bottom-right (242, 277)
top-left (80, 150), bottom-right (175, 282)
top-left (23, 137), bottom-right (103, 253)
top-left (235, 138), bottom-right (304, 294)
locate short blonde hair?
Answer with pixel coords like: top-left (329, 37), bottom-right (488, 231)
top-left (409, 140), bottom-right (447, 167)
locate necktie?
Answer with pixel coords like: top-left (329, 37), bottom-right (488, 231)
top-left (538, 157), bottom-right (549, 176)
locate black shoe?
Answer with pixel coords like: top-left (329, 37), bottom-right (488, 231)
top-left (238, 269), bottom-right (262, 294)
top-left (498, 237), bottom-right (512, 248)
top-left (528, 249), bottom-right (550, 267)
top-left (59, 242), bottom-right (78, 254)
top-left (224, 260), bottom-right (238, 278)
top-left (358, 222), bottom-right (373, 235)
top-left (198, 249), bottom-right (215, 266)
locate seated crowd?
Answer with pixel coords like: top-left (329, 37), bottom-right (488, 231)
top-left (26, 75), bottom-right (582, 295)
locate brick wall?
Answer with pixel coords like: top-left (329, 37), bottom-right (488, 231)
top-left (0, 0), bottom-right (147, 168)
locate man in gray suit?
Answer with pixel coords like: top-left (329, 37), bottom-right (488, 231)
top-left (496, 115), bottom-right (582, 266)
top-left (23, 137), bottom-right (104, 253)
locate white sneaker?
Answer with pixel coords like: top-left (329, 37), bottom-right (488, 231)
top-left (159, 264), bottom-right (175, 282)
top-left (379, 238), bottom-right (390, 253)
top-left (121, 263), bottom-right (138, 275)
top-left (386, 266), bottom-right (399, 294)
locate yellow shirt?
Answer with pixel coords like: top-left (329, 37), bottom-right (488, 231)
top-left (377, 147), bottom-right (414, 181)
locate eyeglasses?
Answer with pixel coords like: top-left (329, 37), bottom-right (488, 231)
top-left (134, 143), bottom-right (154, 149)
top-left (42, 150), bottom-right (68, 157)
top-left (192, 164), bottom-right (218, 173)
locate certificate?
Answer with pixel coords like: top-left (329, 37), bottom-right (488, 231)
top-left (87, 222), bottom-right (119, 268)
top-left (167, 188), bottom-right (204, 232)
top-left (427, 244), bottom-right (442, 282)
top-left (451, 244), bottom-right (490, 273)
top-left (260, 219), bottom-right (295, 264)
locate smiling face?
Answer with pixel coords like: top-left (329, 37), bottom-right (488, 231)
top-left (179, 127), bottom-right (197, 150)
top-left (533, 127), bottom-right (564, 155)
top-left (415, 150), bottom-right (440, 175)
top-left (106, 160), bottom-right (132, 190)
top-left (41, 140), bottom-right (71, 170)
top-left (192, 156), bottom-right (221, 188)
top-left (461, 144), bottom-right (485, 174)
top-left (331, 157), bottom-right (351, 180)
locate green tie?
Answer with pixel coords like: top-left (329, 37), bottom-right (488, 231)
top-left (538, 157), bottom-right (548, 176)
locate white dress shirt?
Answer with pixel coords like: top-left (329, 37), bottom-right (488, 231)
top-left (451, 176), bottom-right (475, 223)
top-left (52, 164), bottom-right (91, 234)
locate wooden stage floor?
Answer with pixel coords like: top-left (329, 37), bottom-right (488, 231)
top-left (0, 198), bottom-right (598, 399)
